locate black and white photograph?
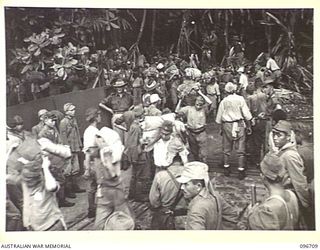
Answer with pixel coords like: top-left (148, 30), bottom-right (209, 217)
top-left (4, 5), bottom-right (316, 235)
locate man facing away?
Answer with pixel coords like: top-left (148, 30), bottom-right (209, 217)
top-left (216, 82), bottom-right (253, 179)
top-left (245, 153), bottom-right (299, 230)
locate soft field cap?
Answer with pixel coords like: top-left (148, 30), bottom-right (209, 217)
top-left (38, 109), bottom-right (48, 118)
top-left (64, 103), bottom-right (75, 112)
top-left (260, 153), bottom-right (284, 181)
top-left (104, 211), bottom-right (135, 230)
top-left (177, 161), bottom-right (209, 183)
top-left (272, 120), bottom-right (292, 135)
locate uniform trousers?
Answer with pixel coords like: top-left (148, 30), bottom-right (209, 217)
top-left (222, 122), bottom-right (246, 170)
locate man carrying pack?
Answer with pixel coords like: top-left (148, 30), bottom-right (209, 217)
top-left (149, 155), bottom-right (187, 230)
top-left (272, 120), bottom-right (311, 228)
top-left (82, 107), bottom-right (102, 218)
top-left (243, 153), bottom-right (299, 230)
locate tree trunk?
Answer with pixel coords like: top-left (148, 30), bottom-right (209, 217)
top-left (224, 11), bottom-right (229, 55)
top-left (262, 10), bottom-right (272, 54)
top-left (135, 9), bottom-right (147, 46)
top-left (177, 15), bottom-right (185, 57)
top-left (151, 10), bottom-right (156, 49)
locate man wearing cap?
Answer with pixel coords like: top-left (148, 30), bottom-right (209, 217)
top-left (6, 115), bottom-right (32, 231)
top-left (152, 120), bottom-right (189, 171)
top-left (32, 109), bottom-right (48, 139)
top-left (176, 69), bottom-right (201, 107)
top-left (149, 155), bottom-right (188, 230)
top-left (177, 161), bottom-right (238, 230)
top-left (237, 67), bottom-right (248, 97)
top-left (176, 94), bottom-right (212, 163)
top-left (216, 82), bottom-right (253, 179)
top-left (7, 115), bottom-right (32, 150)
top-left (272, 120), bottom-right (311, 224)
top-left (246, 78), bottom-right (269, 166)
top-left (38, 111), bottom-right (74, 207)
top-left (144, 94), bottom-right (162, 116)
top-left (59, 103), bottom-right (85, 198)
top-left (8, 146), bottom-right (67, 231)
top-left (99, 79), bottom-right (133, 144)
top-left (122, 105), bottom-right (151, 202)
top-left (82, 107), bottom-right (102, 218)
top-left (93, 127), bottom-right (132, 230)
top-left (245, 153), bottom-right (299, 230)
top-left (292, 122), bottom-right (315, 230)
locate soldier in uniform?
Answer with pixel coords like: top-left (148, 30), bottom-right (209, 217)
top-left (31, 109), bottom-right (48, 138)
top-left (245, 153), bottom-right (299, 230)
top-left (176, 95), bottom-right (212, 163)
top-left (177, 161), bottom-right (238, 230)
top-left (82, 108), bottom-right (102, 218)
top-left (59, 103), bottom-right (85, 199)
top-left (99, 79), bottom-right (133, 144)
top-left (93, 127), bottom-right (133, 230)
top-left (272, 120), bottom-right (311, 229)
top-left (39, 112), bottom-right (74, 207)
top-left (149, 155), bottom-right (188, 230)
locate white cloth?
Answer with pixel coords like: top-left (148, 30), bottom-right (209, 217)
top-left (239, 73), bottom-right (248, 90)
top-left (216, 93), bottom-right (253, 124)
top-left (96, 127), bottom-right (124, 164)
top-left (266, 58), bottom-right (280, 71)
top-left (83, 125), bottom-right (99, 152)
top-left (153, 139), bottom-right (171, 167)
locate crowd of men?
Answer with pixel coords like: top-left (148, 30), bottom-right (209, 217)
top-left (6, 47), bottom-right (315, 231)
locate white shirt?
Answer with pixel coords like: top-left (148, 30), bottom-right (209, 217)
top-left (83, 125), bottom-right (99, 152)
top-left (266, 58), bottom-right (280, 71)
top-left (239, 73), bottom-right (248, 90)
top-left (216, 93), bottom-right (252, 123)
top-left (153, 138), bottom-right (171, 167)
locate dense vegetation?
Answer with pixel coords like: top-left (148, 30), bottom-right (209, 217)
top-left (6, 8), bottom-right (313, 102)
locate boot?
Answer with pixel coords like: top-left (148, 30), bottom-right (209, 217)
top-left (87, 192), bottom-right (96, 219)
top-left (59, 200), bottom-right (75, 208)
top-left (238, 170), bottom-right (246, 180)
top-left (238, 156), bottom-right (246, 180)
top-left (223, 164), bottom-right (231, 177)
top-left (65, 177), bottom-right (76, 199)
top-left (71, 176), bottom-right (86, 193)
top-left (57, 184), bottom-right (75, 207)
